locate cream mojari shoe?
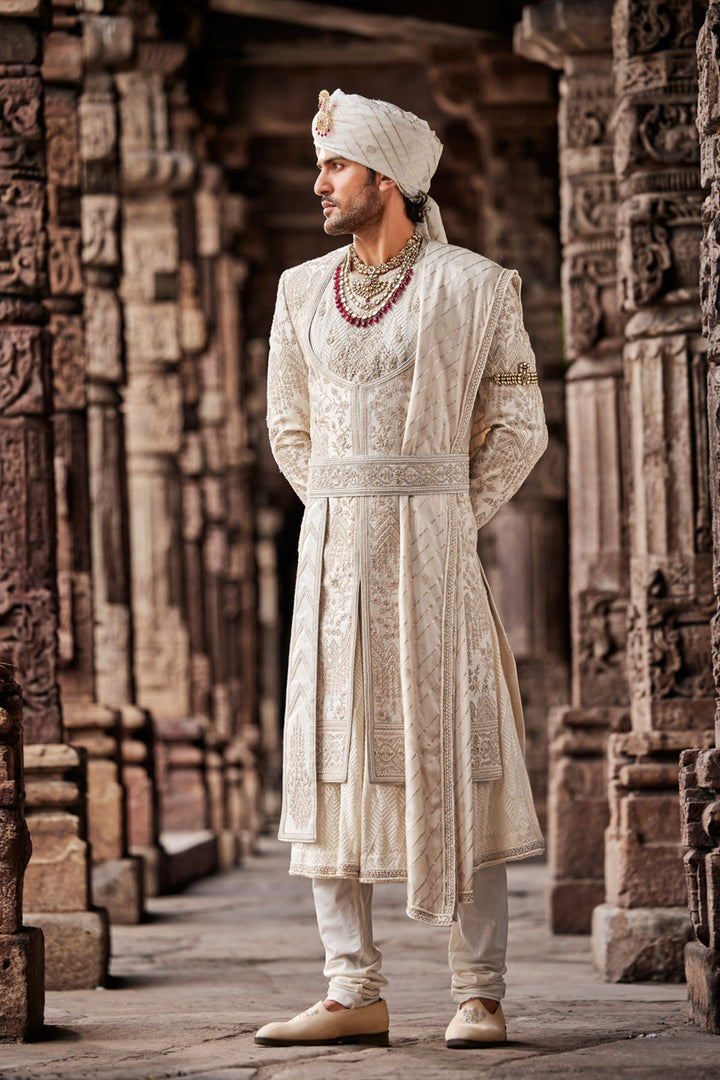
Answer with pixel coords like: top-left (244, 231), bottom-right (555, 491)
top-left (254, 999), bottom-right (389, 1047)
top-left (445, 1000), bottom-right (507, 1048)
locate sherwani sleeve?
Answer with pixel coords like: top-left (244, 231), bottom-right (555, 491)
top-left (266, 273), bottom-right (311, 505)
top-left (468, 273), bottom-right (548, 530)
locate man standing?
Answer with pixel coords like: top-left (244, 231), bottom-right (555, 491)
top-left (257, 89), bottom-right (546, 1050)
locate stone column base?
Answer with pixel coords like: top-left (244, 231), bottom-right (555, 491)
top-left (130, 843), bottom-right (165, 899)
top-left (549, 879), bottom-right (605, 934)
top-left (685, 939), bottom-right (720, 1032)
top-left (91, 856), bottom-right (145, 924)
top-left (160, 830), bottom-right (218, 892)
top-left (218, 828), bottom-right (239, 870)
top-left (24, 910), bottom-right (109, 990)
top-left (0, 927), bottom-right (44, 1041)
top-left (592, 903), bottom-right (692, 982)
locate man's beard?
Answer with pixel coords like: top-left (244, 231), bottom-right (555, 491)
top-left (322, 182), bottom-right (383, 235)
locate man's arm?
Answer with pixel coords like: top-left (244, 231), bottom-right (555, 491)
top-left (266, 273), bottom-right (311, 504)
top-left (468, 273), bottom-right (547, 530)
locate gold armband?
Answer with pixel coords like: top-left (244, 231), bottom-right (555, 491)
top-left (482, 362), bottom-right (538, 386)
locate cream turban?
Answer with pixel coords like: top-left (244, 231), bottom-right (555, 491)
top-left (312, 88), bottom-right (447, 243)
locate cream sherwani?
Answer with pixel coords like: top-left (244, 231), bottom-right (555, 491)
top-left (267, 239), bottom-right (546, 927)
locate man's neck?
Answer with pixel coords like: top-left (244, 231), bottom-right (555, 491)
top-left (352, 219), bottom-right (415, 267)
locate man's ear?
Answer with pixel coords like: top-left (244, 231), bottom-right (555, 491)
top-left (377, 174), bottom-right (397, 192)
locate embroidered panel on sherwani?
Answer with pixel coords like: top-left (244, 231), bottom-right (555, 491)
top-left (267, 239), bottom-right (547, 924)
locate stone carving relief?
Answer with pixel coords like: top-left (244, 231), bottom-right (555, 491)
top-left (0, 181), bottom-right (44, 293)
top-left (563, 176), bottom-right (618, 239)
top-left (619, 194), bottom-right (703, 307)
top-left (618, 50), bottom-right (699, 97)
top-left (47, 227), bottom-right (83, 295)
top-left (122, 374), bottom-right (183, 456)
top-left (50, 314), bottom-right (85, 411)
top-left (0, 325), bottom-right (44, 416)
top-left (564, 248), bottom-right (617, 354)
top-left (79, 94), bottom-right (117, 165)
top-left (639, 103), bottom-right (699, 162)
top-left (84, 286), bottom-right (122, 382)
top-left (577, 590), bottom-right (629, 706)
top-left (681, 748), bottom-right (720, 945)
top-left (627, 567), bottom-right (715, 706)
top-left (613, 0), bottom-right (701, 59)
top-left (0, 74), bottom-right (42, 173)
top-left (81, 193), bottom-right (118, 267)
top-left (562, 85), bottom-right (612, 151)
top-left (696, 4), bottom-right (720, 139)
top-left (45, 91), bottom-right (80, 188)
top-left (616, 100), bottom-right (699, 179)
top-left (0, 666), bottom-right (33, 934)
top-left (701, 173), bottom-right (720, 349)
top-left (7, 590), bottom-right (61, 744)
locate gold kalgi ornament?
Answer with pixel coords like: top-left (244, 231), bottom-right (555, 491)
top-left (315, 89), bottom-right (332, 137)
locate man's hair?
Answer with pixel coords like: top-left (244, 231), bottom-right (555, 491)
top-left (366, 167), bottom-right (428, 225)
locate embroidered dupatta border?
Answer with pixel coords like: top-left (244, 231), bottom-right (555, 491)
top-left (278, 498), bottom-right (327, 841)
top-left (405, 270), bottom-right (515, 927)
top-left (451, 267), bottom-right (517, 454)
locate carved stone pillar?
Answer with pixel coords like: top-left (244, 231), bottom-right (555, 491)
top-left (591, 0), bottom-right (714, 981)
top-left (81, 64), bottom-right (163, 897)
top-left (0, 9), bottom-right (61, 747)
top-left (116, 51), bottom-right (213, 859)
top-left (428, 41), bottom-right (569, 829)
top-left (0, 665), bottom-right (43, 1041)
top-left (679, 0), bottom-right (720, 1031)
top-left (175, 151), bottom-right (260, 864)
top-left (76, 33), bottom-right (166, 895)
top-left (253, 419), bottom-right (284, 821)
top-left (516, 0), bottom-right (632, 934)
top-left (24, 741), bottom-right (109, 989)
top-left (44, 9), bottom-right (143, 924)
top-left (218, 252), bottom-right (262, 854)
top-left (0, 2), bottom-right (109, 988)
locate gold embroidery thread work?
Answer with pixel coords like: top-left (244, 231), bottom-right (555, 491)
top-left (482, 361), bottom-right (538, 386)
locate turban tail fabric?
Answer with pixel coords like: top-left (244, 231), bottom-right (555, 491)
top-left (312, 89), bottom-right (447, 243)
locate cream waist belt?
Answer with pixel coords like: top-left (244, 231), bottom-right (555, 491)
top-left (307, 454), bottom-right (469, 497)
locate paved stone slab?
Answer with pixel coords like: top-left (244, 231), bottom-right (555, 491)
top-left (1, 839), bottom-right (718, 1078)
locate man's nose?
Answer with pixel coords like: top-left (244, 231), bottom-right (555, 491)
top-left (314, 171), bottom-right (330, 196)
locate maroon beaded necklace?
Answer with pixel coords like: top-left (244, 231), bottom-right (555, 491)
top-left (333, 264), bottom-right (415, 329)
top-left (333, 234), bottom-right (422, 329)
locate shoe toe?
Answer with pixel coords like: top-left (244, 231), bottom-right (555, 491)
top-left (445, 1003), bottom-right (506, 1048)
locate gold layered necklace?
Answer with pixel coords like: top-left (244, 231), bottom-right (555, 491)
top-left (334, 233), bottom-right (422, 328)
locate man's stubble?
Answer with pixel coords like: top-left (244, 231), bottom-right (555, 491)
top-left (323, 175), bottom-right (383, 236)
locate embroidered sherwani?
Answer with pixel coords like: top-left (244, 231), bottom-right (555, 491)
top-left (267, 239), bottom-right (546, 926)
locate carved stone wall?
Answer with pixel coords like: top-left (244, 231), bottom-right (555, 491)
top-left (0, 6), bottom-right (62, 747)
top-left (44, 2), bottom-right (144, 926)
top-left (426, 46), bottom-right (568, 827)
top-left (113, 3), bottom-right (262, 867)
top-left (0, 665), bottom-right (43, 1041)
top-left (0, 0), bottom-right (111, 991)
top-left (680, 0), bottom-right (720, 1032)
top-left (0, 0), bottom-right (266, 1000)
top-left (516, 0), bottom-right (632, 935)
top-left (591, 0), bottom-right (714, 982)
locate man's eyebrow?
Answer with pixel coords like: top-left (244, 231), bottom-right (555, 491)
top-left (316, 156), bottom-right (347, 168)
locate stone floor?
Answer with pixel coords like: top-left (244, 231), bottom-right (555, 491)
top-left (3, 837), bottom-right (719, 1079)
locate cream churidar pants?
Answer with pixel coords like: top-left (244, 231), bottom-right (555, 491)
top-left (312, 862), bottom-right (508, 1007)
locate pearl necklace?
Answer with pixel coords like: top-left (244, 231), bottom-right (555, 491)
top-left (334, 234), bottom-right (422, 328)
